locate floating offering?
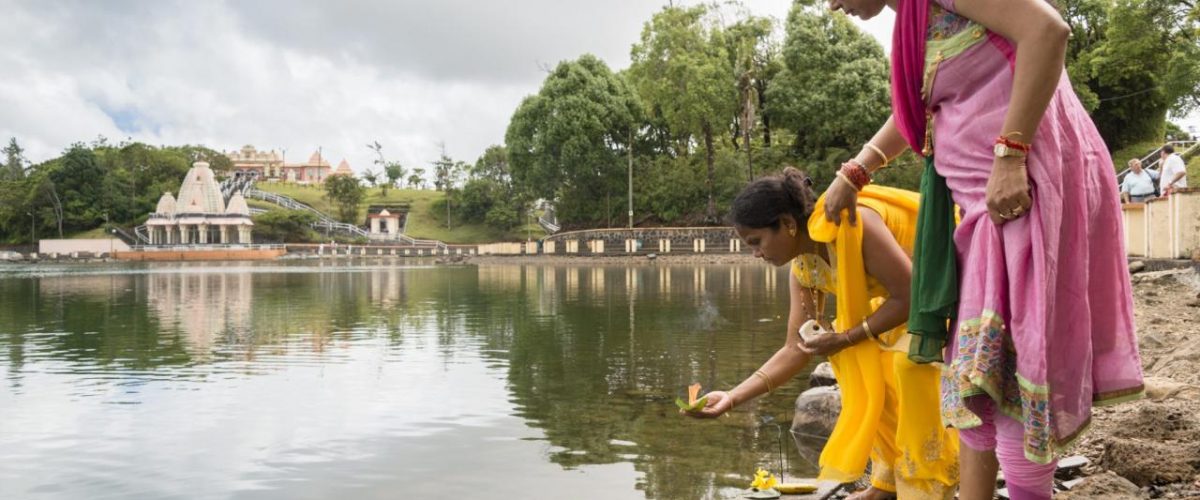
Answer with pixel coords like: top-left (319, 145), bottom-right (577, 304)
top-left (774, 482), bottom-right (818, 494)
top-left (743, 468), bottom-right (781, 499)
top-left (675, 383), bottom-right (708, 411)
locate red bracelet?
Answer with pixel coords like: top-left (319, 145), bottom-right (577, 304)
top-left (839, 161), bottom-right (871, 190)
top-left (995, 136), bottom-right (1031, 152)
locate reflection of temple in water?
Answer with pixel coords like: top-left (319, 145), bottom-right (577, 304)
top-left (147, 271), bottom-right (253, 358)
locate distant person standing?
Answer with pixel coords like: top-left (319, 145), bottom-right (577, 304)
top-left (1159, 144), bottom-right (1188, 195)
top-left (1120, 159), bottom-right (1157, 203)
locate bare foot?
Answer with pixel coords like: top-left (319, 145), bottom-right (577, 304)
top-left (845, 486), bottom-right (896, 500)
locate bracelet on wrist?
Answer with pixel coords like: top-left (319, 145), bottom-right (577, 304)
top-left (839, 161), bottom-right (871, 190)
top-left (863, 143), bottom-right (890, 169)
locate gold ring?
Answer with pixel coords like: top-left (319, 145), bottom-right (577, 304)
top-left (1012, 206), bottom-right (1025, 215)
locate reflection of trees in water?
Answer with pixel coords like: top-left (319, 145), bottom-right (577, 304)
top-left (475, 264), bottom-right (809, 499)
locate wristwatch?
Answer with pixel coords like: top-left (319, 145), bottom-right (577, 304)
top-left (993, 142), bottom-right (1027, 158)
top-left (994, 136), bottom-right (1030, 158)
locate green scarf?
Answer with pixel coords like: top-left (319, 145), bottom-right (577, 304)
top-left (907, 155), bottom-right (958, 363)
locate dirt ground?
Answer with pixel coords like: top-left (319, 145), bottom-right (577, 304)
top-left (1064, 267), bottom-right (1200, 499)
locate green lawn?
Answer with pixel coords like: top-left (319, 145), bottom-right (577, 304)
top-left (68, 227), bottom-right (114, 239)
top-left (254, 182), bottom-right (543, 244)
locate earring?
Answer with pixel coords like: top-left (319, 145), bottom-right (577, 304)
top-left (788, 228), bottom-right (797, 237)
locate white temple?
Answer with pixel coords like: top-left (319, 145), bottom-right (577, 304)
top-left (146, 161), bottom-right (253, 245)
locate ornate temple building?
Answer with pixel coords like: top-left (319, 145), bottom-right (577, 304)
top-left (146, 161), bottom-right (253, 245)
top-left (226, 145), bottom-right (347, 184)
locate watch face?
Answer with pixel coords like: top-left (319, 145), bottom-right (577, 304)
top-left (994, 144), bottom-right (1007, 156)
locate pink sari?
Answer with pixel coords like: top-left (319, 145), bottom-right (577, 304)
top-left (891, 0), bottom-right (1145, 464)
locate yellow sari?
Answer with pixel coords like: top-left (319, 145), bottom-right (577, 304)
top-left (795, 186), bottom-right (958, 498)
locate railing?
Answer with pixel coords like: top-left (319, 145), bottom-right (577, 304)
top-left (116, 225), bottom-right (150, 245)
top-left (127, 243), bottom-right (287, 252)
top-left (537, 215), bottom-right (560, 234)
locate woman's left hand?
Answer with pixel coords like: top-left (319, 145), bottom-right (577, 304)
top-left (796, 332), bottom-right (853, 357)
top-left (985, 156), bottom-right (1033, 225)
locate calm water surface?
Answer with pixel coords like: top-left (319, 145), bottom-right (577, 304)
top-left (0, 260), bottom-right (819, 499)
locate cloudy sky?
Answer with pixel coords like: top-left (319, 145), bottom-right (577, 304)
top-left (0, 0), bottom-right (905, 177)
top-left (6, 0), bottom-right (1186, 180)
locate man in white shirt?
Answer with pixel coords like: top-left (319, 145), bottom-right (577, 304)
top-left (1120, 159), bottom-right (1157, 203)
top-left (1159, 144), bottom-right (1188, 195)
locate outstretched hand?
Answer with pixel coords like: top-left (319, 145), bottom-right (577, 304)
top-left (681, 390), bottom-right (734, 419)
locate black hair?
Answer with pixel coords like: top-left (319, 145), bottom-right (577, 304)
top-left (1163, 144), bottom-right (1175, 154)
top-left (728, 166), bottom-right (816, 230)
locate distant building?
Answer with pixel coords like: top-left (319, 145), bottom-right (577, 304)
top-left (226, 145), bottom-right (341, 184)
top-left (365, 204), bottom-right (409, 239)
top-left (146, 161), bottom-right (253, 245)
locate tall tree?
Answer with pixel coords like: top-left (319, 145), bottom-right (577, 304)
top-left (506, 54), bottom-right (640, 226)
top-left (765, 4), bottom-right (890, 185)
top-left (629, 5), bottom-right (737, 222)
top-left (368, 141), bottom-right (406, 197)
top-left (2, 138), bottom-right (26, 180)
top-left (726, 13), bottom-right (780, 180)
top-left (1065, 0), bottom-right (1200, 152)
top-left (323, 174), bottom-right (365, 223)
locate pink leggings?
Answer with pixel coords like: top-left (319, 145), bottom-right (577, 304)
top-left (957, 397), bottom-right (1055, 500)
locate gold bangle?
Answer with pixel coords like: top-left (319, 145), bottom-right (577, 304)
top-left (835, 171), bottom-right (862, 192)
top-left (863, 318), bottom-right (890, 347)
top-left (753, 369), bottom-right (775, 393)
top-left (863, 143), bottom-right (889, 169)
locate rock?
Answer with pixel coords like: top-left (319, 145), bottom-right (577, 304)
top-left (1054, 471), bottom-right (1143, 499)
top-left (1143, 376), bottom-right (1200, 401)
top-left (1056, 455), bottom-right (1089, 479)
top-left (791, 385), bottom-right (841, 459)
top-left (1099, 438), bottom-right (1200, 486)
top-left (646, 253), bottom-right (657, 260)
top-left (1129, 260), bottom-right (1146, 274)
top-left (808, 362), bottom-right (837, 388)
top-left (0, 250), bottom-right (23, 261)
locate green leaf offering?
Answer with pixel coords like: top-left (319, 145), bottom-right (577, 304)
top-left (675, 395), bottom-right (708, 411)
top-left (677, 383), bottom-right (707, 411)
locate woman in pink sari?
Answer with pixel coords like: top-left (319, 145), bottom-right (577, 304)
top-left (819, 0), bottom-right (1145, 498)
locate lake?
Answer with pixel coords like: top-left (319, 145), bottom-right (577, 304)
top-left (0, 260), bottom-right (819, 499)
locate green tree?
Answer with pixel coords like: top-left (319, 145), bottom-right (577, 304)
top-left (362, 168), bottom-right (379, 189)
top-left (323, 174), bottom-right (365, 223)
top-left (1065, 0), bottom-right (1200, 151)
top-left (252, 209), bottom-right (318, 242)
top-left (726, 13), bottom-right (781, 181)
top-left (765, 4), bottom-right (890, 188)
top-left (47, 144), bottom-right (105, 233)
top-left (506, 54), bottom-right (640, 226)
top-left (454, 145), bottom-right (527, 230)
top-left (2, 138), bottom-right (26, 180)
top-left (367, 142), bottom-right (406, 197)
top-left (629, 5), bottom-right (737, 222)
top-left (408, 168), bottom-right (425, 189)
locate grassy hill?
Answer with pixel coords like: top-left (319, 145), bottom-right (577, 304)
top-left (253, 182), bottom-right (543, 244)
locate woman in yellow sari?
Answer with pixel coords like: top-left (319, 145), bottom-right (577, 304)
top-left (684, 167), bottom-right (958, 499)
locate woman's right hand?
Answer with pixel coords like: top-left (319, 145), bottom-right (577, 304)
top-left (681, 390), bottom-right (735, 419)
top-left (823, 175), bottom-right (859, 225)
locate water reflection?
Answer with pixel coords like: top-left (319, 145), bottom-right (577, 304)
top-left (0, 261), bottom-right (810, 499)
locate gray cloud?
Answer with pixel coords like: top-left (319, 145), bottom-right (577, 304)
top-left (13, 0), bottom-right (1079, 183)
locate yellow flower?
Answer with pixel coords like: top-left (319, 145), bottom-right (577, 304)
top-left (750, 468), bottom-right (778, 490)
